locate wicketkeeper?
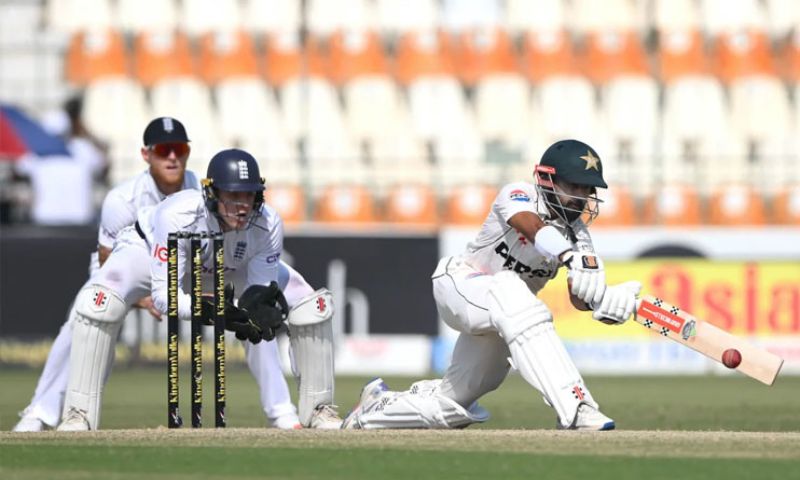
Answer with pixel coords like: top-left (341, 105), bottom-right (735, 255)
top-left (55, 145), bottom-right (339, 430)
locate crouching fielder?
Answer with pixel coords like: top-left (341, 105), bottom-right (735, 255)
top-left (343, 139), bottom-right (640, 431)
top-left (59, 149), bottom-right (339, 430)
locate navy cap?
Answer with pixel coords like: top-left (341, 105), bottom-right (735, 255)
top-left (143, 117), bottom-right (190, 146)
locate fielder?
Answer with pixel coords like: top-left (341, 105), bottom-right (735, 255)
top-left (14, 119), bottom-right (323, 431)
top-left (343, 139), bottom-right (641, 431)
top-left (58, 148), bottom-right (338, 431)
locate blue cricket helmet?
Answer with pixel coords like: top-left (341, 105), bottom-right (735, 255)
top-left (202, 149), bottom-right (265, 223)
top-left (204, 148), bottom-right (265, 192)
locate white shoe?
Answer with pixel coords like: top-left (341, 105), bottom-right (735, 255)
top-left (12, 409), bottom-right (47, 432)
top-left (56, 408), bottom-right (91, 432)
top-left (308, 405), bottom-right (343, 429)
top-left (271, 413), bottom-right (302, 430)
top-left (341, 377), bottom-right (390, 429)
top-left (558, 403), bottom-right (615, 431)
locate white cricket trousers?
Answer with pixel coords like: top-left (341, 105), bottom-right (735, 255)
top-left (432, 256), bottom-right (513, 409)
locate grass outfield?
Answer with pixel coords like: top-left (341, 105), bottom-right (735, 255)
top-left (1, 369), bottom-right (799, 479)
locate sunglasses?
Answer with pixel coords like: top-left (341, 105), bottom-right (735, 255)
top-left (150, 142), bottom-right (190, 158)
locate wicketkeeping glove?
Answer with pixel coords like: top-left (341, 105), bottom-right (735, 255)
top-left (203, 283), bottom-right (264, 344)
top-left (237, 282), bottom-right (289, 342)
top-left (562, 250), bottom-right (606, 306)
top-left (591, 281), bottom-right (642, 325)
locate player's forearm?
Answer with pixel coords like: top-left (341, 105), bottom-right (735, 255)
top-left (151, 272), bottom-right (193, 321)
top-left (97, 245), bottom-right (112, 267)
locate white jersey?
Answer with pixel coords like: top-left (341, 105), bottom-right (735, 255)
top-left (143, 189), bottom-right (284, 320)
top-left (457, 182), bottom-right (596, 294)
top-left (97, 169), bottom-right (200, 249)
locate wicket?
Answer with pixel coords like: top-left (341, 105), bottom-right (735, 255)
top-left (167, 231), bottom-right (226, 429)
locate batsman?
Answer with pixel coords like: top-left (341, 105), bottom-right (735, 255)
top-left (344, 139), bottom-right (641, 431)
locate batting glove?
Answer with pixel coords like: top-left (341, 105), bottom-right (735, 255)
top-left (591, 281), bottom-right (642, 325)
top-left (562, 251), bottom-right (606, 306)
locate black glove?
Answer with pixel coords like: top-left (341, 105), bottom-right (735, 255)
top-left (238, 282), bottom-right (289, 342)
top-left (203, 283), bottom-right (264, 344)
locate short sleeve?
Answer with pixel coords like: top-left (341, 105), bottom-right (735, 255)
top-left (98, 191), bottom-right (136, 248)
top-left (493, 183), bottom-right (539, 224)
top-left (246, 214), bottom-right (283, 288)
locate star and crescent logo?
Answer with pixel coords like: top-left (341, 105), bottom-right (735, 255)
top-left (580, 150), bottom-right (599, 170)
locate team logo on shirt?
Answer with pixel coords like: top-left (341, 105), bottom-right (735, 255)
top-left (237, 160), bottom-right (249, 179)
top-left (509, 189), bottom-right (530, 202)
top-left (233, 241), bottom-right (247, 260)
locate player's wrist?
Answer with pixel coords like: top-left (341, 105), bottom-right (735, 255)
top-left (534, 225), bottom-right (572, 261)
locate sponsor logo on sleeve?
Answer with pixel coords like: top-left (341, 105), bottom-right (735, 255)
top-left (509, 189), bottom-right (530, 202)
top-left (154, 244), bottom-right (168, 262)
top-left (265, 253), bottom-right (280, 264)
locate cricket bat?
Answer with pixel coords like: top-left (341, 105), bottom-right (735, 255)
top-left (633, 295), bottom-right (784, 386)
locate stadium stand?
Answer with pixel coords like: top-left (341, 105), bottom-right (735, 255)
top-left (1, 0), bottom-right (798, 227)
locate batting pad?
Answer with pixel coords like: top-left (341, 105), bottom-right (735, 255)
top-left (287, 288), bottom-right (335, 427)
top-left (507, 323), bottom-right (598, 428)
top-left (487, 272), bottom-right (598, 428)
top-left (356, 380), bottom-right (490, 429)
top-left (62, 285), bottom-right (126, 430)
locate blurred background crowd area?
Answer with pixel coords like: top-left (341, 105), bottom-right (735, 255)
top-left (2, 0), bottom-right (800, 227)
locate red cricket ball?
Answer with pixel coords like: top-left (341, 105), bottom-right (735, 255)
top-left (722, 348), bottom-right (742, 369)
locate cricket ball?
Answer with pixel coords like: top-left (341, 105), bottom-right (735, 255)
top-left (722, 348), bottom-right (742, 369)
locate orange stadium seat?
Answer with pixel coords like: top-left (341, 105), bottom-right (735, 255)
top-left (199, 30), bottom-right (259, 84)
top-left (383, 184), bottom-right (439, 225)
top-left (133, 31), bottom-right (195, 87)
top-left (394, 30), bottom-right (456, 85)
top-left (65, 30), bottom-right (128, 85)
top-left (265, 185), bottom-right (306, 224)
top-left (314, 185), bottom-right (378, 223)
top-left (708, 185), bottom-right (767, 225)
top-left (454, 28), bottom-right (517, 86)
top-left (642, 185), bottom-right (702, 226)
top-left (263, 33), bottom-right (328, 86)
top-left (658, 29), bottom-right (710, 83)
top-left (521, 30), bottom-right (580, 82)
top-left (582, 30), bottom-right (649, 84)
top-left (329, 30), bottom-right (388, 85)
top-left (779, 37), bottom-right (800, 83)
top-left (444, 185), bottom-right (496, 225)
top-left (772, 185), bottom-right (800, 224)
top-left (591, 187), bottom-right (637, 227)
top-left (715, 30), bottom-right (776, 83)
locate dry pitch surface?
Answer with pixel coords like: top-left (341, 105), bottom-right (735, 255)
top-left (3, 428), bottom-right (800, 459)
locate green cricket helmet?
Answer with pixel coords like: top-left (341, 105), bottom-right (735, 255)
top-left (534, 139), bottom-right (606, 225)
